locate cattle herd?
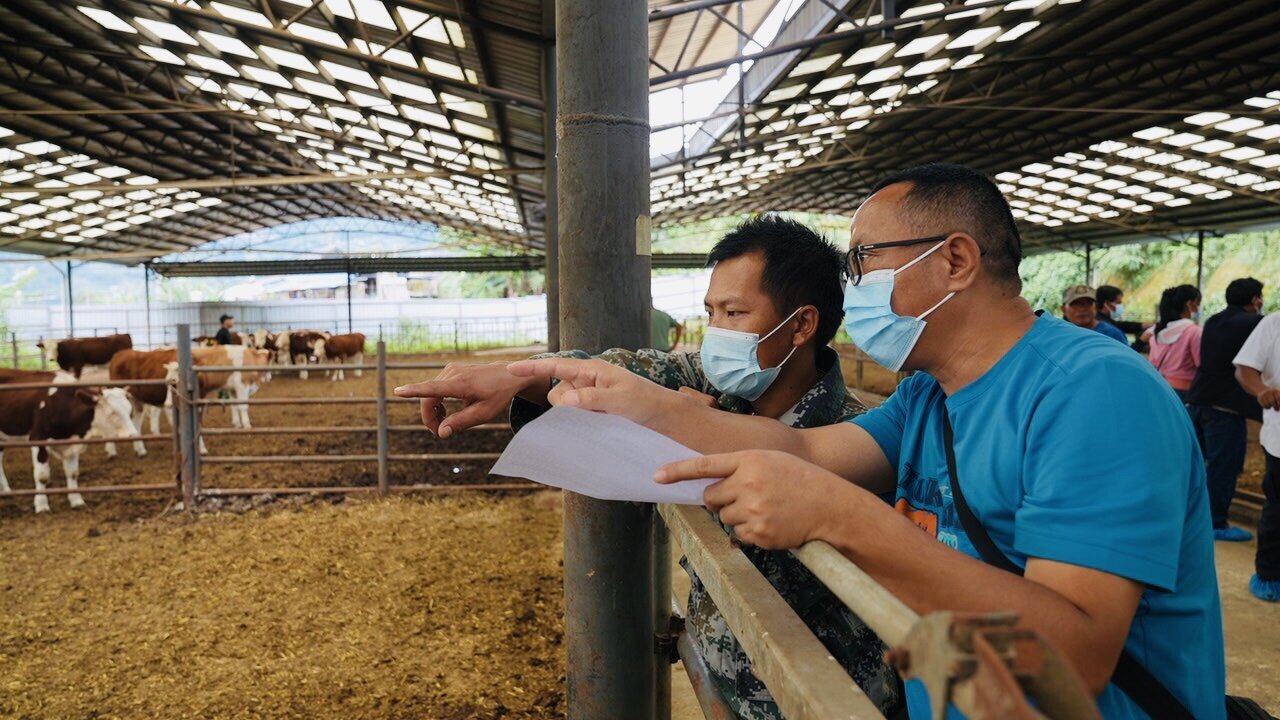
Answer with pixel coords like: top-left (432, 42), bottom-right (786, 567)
top-left (1, 328), bottom-right (368, 513)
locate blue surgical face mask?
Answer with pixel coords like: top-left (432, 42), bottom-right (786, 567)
top-left (1112, 303), bottom-right (1125, 320)
top-left (700, 307), bottom-right (801, 401)
top-left (842, 241), bottom-right (954, 372)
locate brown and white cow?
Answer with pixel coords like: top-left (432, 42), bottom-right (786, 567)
top-left (108, 345), bottom-right (271, 455)
top-left (37, 333), bottom-right (132, 377)
top-left (0, 369), bottom-right (139, 513)
top-left (191, 345), bottom-right (272, 431)
top-left (246, 329), bottom-right (278, 356)
top-left (318, 332), bottom-right (366, 381)
top-left (108, 349), bottom-right (180, 456)
top-left (273, 330), bottom-right (329, 379)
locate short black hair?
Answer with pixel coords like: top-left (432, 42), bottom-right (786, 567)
top-left (1097, 285), bottom-right (1124, 307)
top-left (220, 314), bottom-right (234, 323)
top-left (706, 215), bottom-right (845, 347)
top-left (1225, 277), bottom-right (1264, 307)
top-left (869, 163), bottom-right (1023, 289)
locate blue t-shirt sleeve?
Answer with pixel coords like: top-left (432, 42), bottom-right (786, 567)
top-left (1015, 362), bottom-right (1191, 591)
top-left (850, 374), bottom-right (927, 469)
top-left (1097, 322), bottom-right (1128, 343)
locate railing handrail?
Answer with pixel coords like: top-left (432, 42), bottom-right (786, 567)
top-left (0, 378), bottom-right (173, 391)
top-left (661, 503), bottom-right (1098, 720)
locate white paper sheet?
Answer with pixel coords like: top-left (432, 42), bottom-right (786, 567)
top-left (490, 406), bottom-right (713, 504)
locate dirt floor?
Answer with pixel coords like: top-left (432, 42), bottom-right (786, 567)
top-left (0, 492), bottom-right (567, 719)
top-left (1, 348), bottom-right (1275, 719)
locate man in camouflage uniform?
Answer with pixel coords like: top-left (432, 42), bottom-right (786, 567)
top-left (394, 216), bottom-right (901, 718)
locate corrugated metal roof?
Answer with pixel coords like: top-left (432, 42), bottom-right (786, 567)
top-left (2, 0), bottom-right (1279, 263)
top-left (650, 0), bottom-right (1280, 254)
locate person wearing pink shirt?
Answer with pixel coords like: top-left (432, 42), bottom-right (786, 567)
top-left (1149, 284), bottom-right (1203, 402)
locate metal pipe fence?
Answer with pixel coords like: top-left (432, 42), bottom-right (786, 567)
top-left (176, 324), bottom-right (524, 501)
top-left (2, 314), bottom-right (554, 373)
top-left (0, 324), bottom-right (527, 505)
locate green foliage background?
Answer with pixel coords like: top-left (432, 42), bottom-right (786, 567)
top-left (656, 213), bottom-right (1280, 322)
top-left (1020, 230), bottom-right (1280, 320)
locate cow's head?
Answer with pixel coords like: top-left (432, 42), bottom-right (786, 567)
top-left (84, 387), bottom-right (140, 439)
top-left (37, 339), bottom-right (60, 365)
top-left (273, 331), bottom-right (291, 363)
top-left (163, 361), bottom-right (179, 407)
top-left (245, 348), bottom-right (272, 384)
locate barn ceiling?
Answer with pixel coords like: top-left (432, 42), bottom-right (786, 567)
top-left (1, 0), bottom-right (1278, 262)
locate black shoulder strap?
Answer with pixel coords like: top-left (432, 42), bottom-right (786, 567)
top-left (941, 412), bottom-right (1196, 720)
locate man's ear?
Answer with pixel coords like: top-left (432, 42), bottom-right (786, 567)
top-left (792, 305), bottom-right (820, 346)
top-left (942, 232), bottom-right (983, 291)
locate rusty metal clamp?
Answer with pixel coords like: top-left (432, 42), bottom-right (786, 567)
top-left (885, 611), bottom-right (1101, 720)
top-left (654, 614), bottom-right (685, 665)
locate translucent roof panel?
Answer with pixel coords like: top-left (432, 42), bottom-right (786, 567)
top-left (649, 0), bottom-right (1280, 254)
top-left (0, 0), bottom-right (549, 258)
top-left (3, 0), bottom-right (1280, 261)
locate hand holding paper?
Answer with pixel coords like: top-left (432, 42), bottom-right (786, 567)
top-left (490, 406), bottom-right (714, 504)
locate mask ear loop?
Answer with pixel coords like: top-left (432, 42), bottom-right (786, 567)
top-left (892, 239), bottom-right (948, 276)
top-left (758, 306), bottom-right (805, 343)
top-left (917, 291), bottom-right (956, 321)
top-left (758, 306), bottom-right (804, 371)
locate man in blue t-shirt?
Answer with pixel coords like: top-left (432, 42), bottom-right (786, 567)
top-left (511, 163), bottom-right (1225, 719)
top-left (1062, 284), bottom-right (1130, 344)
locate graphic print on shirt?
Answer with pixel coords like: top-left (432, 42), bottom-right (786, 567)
top-left (896, 460), bottom-right (972, 556)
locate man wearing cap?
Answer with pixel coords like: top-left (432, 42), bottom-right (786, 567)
top-left (1063, 284), bottom-right (1128, 344)
top-left (214, 314), bottom-right (236, 345)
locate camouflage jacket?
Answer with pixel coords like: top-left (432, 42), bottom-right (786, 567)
top-left (510, 346), bottom-right (902, 719)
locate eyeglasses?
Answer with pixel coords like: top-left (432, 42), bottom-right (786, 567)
top-left (842, 234), bottom-right (950, 286)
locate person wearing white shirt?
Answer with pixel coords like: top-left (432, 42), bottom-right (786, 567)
top-left (1233, 311), bottom-right (1280, 601)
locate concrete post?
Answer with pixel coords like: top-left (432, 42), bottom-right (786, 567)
top-left (557, 0), bottom-right (660, 717)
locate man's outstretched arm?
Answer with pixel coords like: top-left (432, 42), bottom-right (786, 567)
top-left (507, 357), bottom-right (898, 493)
top-left (391, 348), bottom-right (705, 437)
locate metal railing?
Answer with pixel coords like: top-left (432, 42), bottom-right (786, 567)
top-left (5, 327), bottom-right (176, 371)
top-left (172, 323), bottom-right (534, 502)
top-left (0, 324), bottom-right (537, 506)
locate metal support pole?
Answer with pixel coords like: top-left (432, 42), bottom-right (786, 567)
top-left (376, 340), bottom-right (389, 496)
top-left (881, 0), bottom-right (897, 38)
top-left (1084, 243), bottom-right (1092, 285)
top-left (1197, 230), bottom-right (1205, 291)
top-left (144, 263), bottom-right (153, 348)
top-left (65, 261), bottom-right (74, 336)
top-left (736, 0), bottom-right (746, 148)
top-left (10, 332), bottom-right (17, 369)
top-left (542, 21), bottom-right (560, 353)
top-left (347, 270), bottom-right (354, 334)
top-left (176, 324), bottom-right (199, 507)
top-left (558, 0), bottom-right (659, 716)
